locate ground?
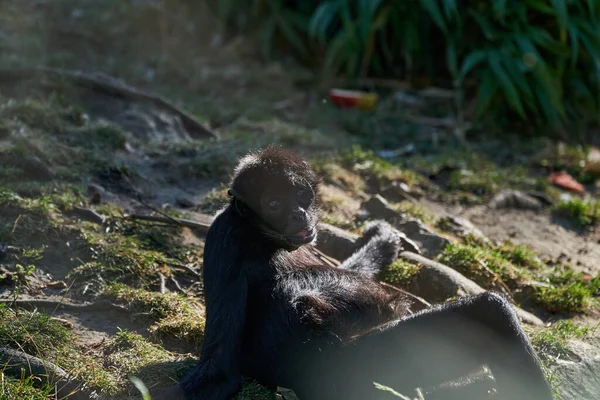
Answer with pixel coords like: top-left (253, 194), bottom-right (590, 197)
top-left (0, 1), bottom-right (599, 400)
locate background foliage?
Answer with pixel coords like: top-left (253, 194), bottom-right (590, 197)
top-left (210, 0), bottom-right (600, 136)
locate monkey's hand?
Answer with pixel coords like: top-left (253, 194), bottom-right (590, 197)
top-left (177, 359), bottom-right (243, 400)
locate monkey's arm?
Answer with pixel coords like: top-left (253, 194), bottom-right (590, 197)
top-left (179, 275), bottom-right (248, 400)
top-left (179, 215), bottom-right (249, 400)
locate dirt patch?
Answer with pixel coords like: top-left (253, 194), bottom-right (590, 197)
top-left (453, 206), bottom-right (600, 275)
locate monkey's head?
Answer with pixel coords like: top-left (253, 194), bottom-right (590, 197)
top-left (228, 146), bottom-right (320, 249)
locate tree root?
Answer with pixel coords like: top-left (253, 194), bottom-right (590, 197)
top-left (0, 345), bottom-right (102, 399)
top-left (0, 66), bottom-right (217, 140)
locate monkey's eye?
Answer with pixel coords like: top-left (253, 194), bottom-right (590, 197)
top-left (268, 199), bottom-right (281, 210)
top-left (296, 189), bottom-right (306, 197)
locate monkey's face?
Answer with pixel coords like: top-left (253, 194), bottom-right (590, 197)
top-left (258, 179), bottom-right (319, 246)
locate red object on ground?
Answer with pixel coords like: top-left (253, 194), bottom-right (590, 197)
top-left (328, 89), bottom-right (377, 109)
top-left (549, 171), bottom-right (585, 194)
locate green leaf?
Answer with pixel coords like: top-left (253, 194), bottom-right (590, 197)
top-left (550, 0), bottom-right (569, 30)
top-left (501, 54), bottom-right (533, 98)
top-left (475, 69), bottom-right (500, 118)
top-left (442, 0), bottom-right (458, 19)
top-left (468, 10), bottom-right (496, 40)
top-left (568, 25), bottom-right (580, 69)
top-left (446, 41), bottom-right (458, 77)
top-left (488, 52), bottom-right (525, 117)
top-left (528, 27), bottom-right (569, 57)
top-left (309, 1), bottom-right (343, 42)
top-left (459, 50), bottom-right (487, 80)
top-left (421, 0), bottom-right (448, 33)
top-left (492, 0), bottom-right (508, 19)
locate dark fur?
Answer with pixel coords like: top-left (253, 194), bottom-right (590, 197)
top-left (166, 147), bottom-right (552, 400)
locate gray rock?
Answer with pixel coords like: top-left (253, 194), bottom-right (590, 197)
top-left (316, 222), bottom-right (421, 260)
top-left (396, 218), bottom-right (450, 258)
top-left (399, 252), bottom-right (544, 327)
top-left (554, 337), bottom-right (600, 400)
top-left (316, 223), bottom-right (359, 261)
top-left (438, 215), bottom-right (489, 242)
top-left (362, 194), bottom-right (404, 222)
top-left (381, 181), bottom-right (422, 202)
top-left (489, 189), bottom-right (544, 210)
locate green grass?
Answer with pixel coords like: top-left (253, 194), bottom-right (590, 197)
top-left (529, 320), bottom-right (595, 360)
top-left (554, 198), bottom-right (600, 227)
top-left (380, 260), bottom-right (421, 288)
top-left (101, 284), bottom-right (205, 343)
top-left (438, 242), bottom-right (525, 290)
top-left (439, 239), bottom-right (599, 314)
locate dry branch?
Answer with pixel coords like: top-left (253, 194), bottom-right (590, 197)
top-left (126, 214), bottom-right (211, 234)
top-left (0, 299), bottom-right (129, 314)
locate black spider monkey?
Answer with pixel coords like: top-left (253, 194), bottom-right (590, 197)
top-left (156, 147), bottom-right (552, 400)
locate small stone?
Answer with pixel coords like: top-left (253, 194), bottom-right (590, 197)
top-left (489, 189), bottom-right (544, 210)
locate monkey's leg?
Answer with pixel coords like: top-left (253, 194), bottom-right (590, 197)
top-left (338, 220), bottom-right (401, 277)
top-left (314, 292), bottom-right (552, 400)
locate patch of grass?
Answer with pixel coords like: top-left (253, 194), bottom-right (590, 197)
top-left (380, 260), bottom-right (421, 287)
top-left (495, 242), bottom-right (545, 270)
top-left (0, 376), bottom-right (55, 400)
top-left (438, 243), bottom-right (525, 291)
top-left (101, 284), bottom-right (205, 343)
top-left (104, 330), bottom-right (173, 379)
top-left (554, 197), bottom-right (600, 226)
top-left (59, 124), bottom-right (127, 152)
top-left (533, 265), bottom-right (598, 313)
top-left (0, 304), bottom-right (71, 356)
top-left (533, 284), bottom-right (591, 313)
top-left (529, 320), bottom-right (594, 360)
top-left (312, 158), bottom-right (366, 194)
top-left (79, 232), bottom-right (175, 286)
top-left (339, 146), bottom-right (422, 189)
top-left (394, 201), bottom-right (433, 224)
top-left (0, 98), bottom-right (85, 133)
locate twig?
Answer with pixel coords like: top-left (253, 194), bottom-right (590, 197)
top-left (133, 196), bottom-right (185, 227)
top-left (379, 282), bottom-right (431, 312)
top-left (0, 66), bottom-right (217, 139)
top-left (169, 276), bottom-right (188, 295)
top-left (158, 273), bottom-right (167, 294)
top-left (126, 214), bottom-right (211, 234)
top-left (168, 263), bottom-right (201, 278)
top-left (0, 299), bottom-right (129, 314)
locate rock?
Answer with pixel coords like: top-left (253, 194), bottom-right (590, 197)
top-left (396, 218), bottom-right (450, 258)
top-left (317, 222), bottom-right (421, 260)
top-left (316, 223), bottom-right (359, 261)
top-left (553, 337), bottom-right (600, 400)
top-left (361, 194), bottom-right (404, 222)
top-left (70, 206), bottom-right (106, 225)
top-left (437, 215), bottom-right (488, 242)
top-left (489, 189), bottom-right (544, 210)
top-left (176, 197), bottom-right (195, 208)
top-left (399, 252), bottom-right (544, 326)
top-left (380, 181), bottom-right (422, 202)
top-left (361, 195), bottom-right (446, 257)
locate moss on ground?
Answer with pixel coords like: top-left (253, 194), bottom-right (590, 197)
top-left (438, 240), bottom-right (599, 314)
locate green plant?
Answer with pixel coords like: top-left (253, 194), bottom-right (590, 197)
top-left (554, 197), bottom-right (600, 226)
